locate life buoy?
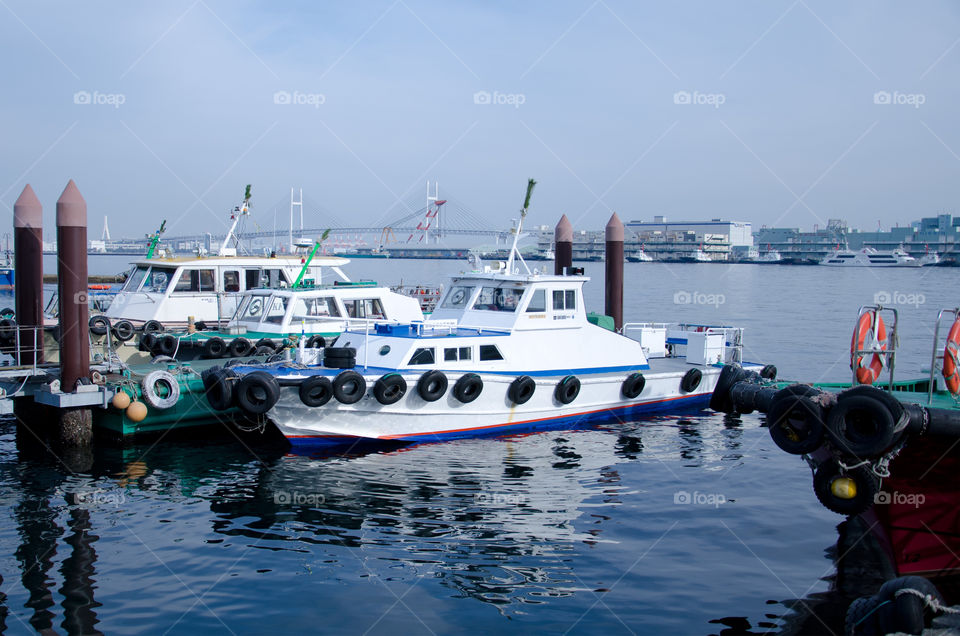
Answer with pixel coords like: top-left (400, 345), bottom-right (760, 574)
top-left (942, 318), bottom-right (960, 395)
top-left (235, 371), bottom-right (280, 414)
top-left (508, 375), bottom-right (536, 405)
top-left (141, 370), bottom-right (180, 410)
top-left (228, 337), bottom-right (252, 358)
top-left (621, 372), bottom-right (646, 399)
top-left (452, 373), bottom-right (483, 403)
top-left (851, 310), bottom-right (887, 385)
top-left (374, 373), bottom-right (407, 405)
top-left (333, 370), bottom-right (366, 404)
top-left (203, 336), bottom-right (227, 358)
top-left (554, 375), bottom-right (580, 404)
top-left (111, 319), bottom-right (135, 342)
top-left (299, 376), bottom-right (333, 407)
top-left (417, 370), bottom-right (448, 402)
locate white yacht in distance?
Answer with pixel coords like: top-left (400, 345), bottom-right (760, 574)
top-left (820, 246), bottom-right (921, 267)
top-left (626, 248), bottom-right (654, 262)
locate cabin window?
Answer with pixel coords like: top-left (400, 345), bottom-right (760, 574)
top-left (343, 298), bottom-right (385, 319)
top-left (240, 296), bottom-right (266, 320)
top-left (263, 296), bottom-right (288, 324)
top-left (245, 269), bottom-right (262, 289)
top-left (525, 289), bottom-right (546, 312)
top-left (147, 267), bottom-right (176, 293)
top-left (292, 297), bottom-right (340, 320)
top-left (472, 286), bottom-right (524, 312)
top-left (409, 348), bottom-right (435, 365)
top-left (173, 269), bottom-right (215, 293)
top-left (122, 266), bottom-right (149, 292)
top-left (444, 347), bottom-right (472, 362)
top-left (223, 270), bottom-right (240, 292)
top-left (552, 290), bottom-right (576, 311)
top-left (441, 286), bottom-right (474, 309)
top-left (479, 345), bottom-right (504, 361)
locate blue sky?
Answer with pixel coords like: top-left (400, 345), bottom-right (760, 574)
top-left (1, 1), bottom-right (959, 240)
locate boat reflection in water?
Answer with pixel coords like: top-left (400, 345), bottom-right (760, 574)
top-left (0, 411), bottom-right (907, 633)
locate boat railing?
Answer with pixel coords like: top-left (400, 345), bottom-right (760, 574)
top-left (0, 325), bottom-right (48, 376)
top-left (927, 307), bottom-right (959, 404)
top-left (621, 322), bottom-right (744, 364)
top-left (853, 305), bottom-right (899, 390)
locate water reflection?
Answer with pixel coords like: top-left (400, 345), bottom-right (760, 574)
top-left (0, 411), bottom-right (870, 633)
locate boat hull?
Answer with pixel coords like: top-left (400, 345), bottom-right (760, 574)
top-left (269, 365), bottom-right (728, 447)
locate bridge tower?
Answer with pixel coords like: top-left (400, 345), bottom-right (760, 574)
top-left (290, 187), bottom-right (303, 251)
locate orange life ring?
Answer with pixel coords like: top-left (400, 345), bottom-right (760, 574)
top-left (851, 310), bottom-right (887, 385)
top-left (943, 319), bottom-right (960, 395)
top-left (87, 284), bottom-right (111, 290)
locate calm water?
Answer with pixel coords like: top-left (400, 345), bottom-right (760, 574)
top-left (4, 257), bottom-right (956, 634)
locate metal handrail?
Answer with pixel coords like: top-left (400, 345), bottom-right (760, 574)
top-left (852, 305), bottom-right (898, 390)
top-left (927, 307), bottom-right (960, 404)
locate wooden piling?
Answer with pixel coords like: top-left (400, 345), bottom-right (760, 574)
top-left (56, 180), bottom-right (92, 446)
top-left (605, 213), bottom-right (624, 332)
top-left (554, 215), bottom-right (573, 275)
top-left (14, 185), bottom-right (43, 365)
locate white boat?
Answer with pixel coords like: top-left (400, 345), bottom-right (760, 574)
top-left (820, 246), bottom-right (920, 267)
top-left (214, 181), bottom-right (765, 448)
top-left (626, 248), bottom-right (653, 262)
top-left (678, 248), bottom-right (711, 263)
top-left (919, 249), bottom-right (941, 266)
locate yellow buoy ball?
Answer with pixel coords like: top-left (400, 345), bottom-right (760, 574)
top-left (111, 390), bottom-right (131, 410)
top-left (830, 477), bottom-right (857, 500)
top-left (126, 400), bottom-right (148, 422)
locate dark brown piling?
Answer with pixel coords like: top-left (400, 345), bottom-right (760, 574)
top-left (554, 214), bottom-right (573, 275)
top-left (605, 213), bottom-right (624, 331)
top-left (56, 180), bottom-right (91, 446)
top-left (14, 185), bottom-right (44, 365)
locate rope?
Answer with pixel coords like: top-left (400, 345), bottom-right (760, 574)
top-left (894, 588), bottom-right (960, 614)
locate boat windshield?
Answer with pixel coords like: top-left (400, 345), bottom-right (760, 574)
top-left (263, 296), bottom-right (289, 325)
top-left (291, 297), bottom-right (340, 320)
top-left (441, 286), bottom-right (475, 309)
top-left (145, 267), bottom-right (177, 293)
top-left (472, 285), bottom-right (524, 312)
top-left (122, 265), bottom-right (149, 292)
top-left (239, 296), bottom-right (267, 322)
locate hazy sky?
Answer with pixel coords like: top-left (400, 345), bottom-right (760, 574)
top-left (1, 1), bottom-right (959, 241)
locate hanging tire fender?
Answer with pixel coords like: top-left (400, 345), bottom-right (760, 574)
top-left (141, 370), bottom-right (180, 410)
top-left (235, 371), bottom-right (281, 415)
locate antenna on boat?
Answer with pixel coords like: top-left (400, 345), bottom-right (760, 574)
top-left (505, 178), bottom-right (536, 275)
top-left (292, 229), bottom-right (331, 288)
top-left (219, 184), bottom-right (252, 257)
top-left (145, 220), bottom-right (167, 259)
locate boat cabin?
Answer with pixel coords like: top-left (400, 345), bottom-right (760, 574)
top-left (105, 255), bottom-right (351, 326)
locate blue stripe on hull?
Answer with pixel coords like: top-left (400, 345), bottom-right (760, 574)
top-left (284, 392), bottom-right (711, 449)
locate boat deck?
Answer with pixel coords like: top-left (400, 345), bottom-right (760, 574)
top-left (776, 378), bottom-right (960, 410)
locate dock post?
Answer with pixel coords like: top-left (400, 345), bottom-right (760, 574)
top-left (554, 215), bottom-right (573, 275)
top-left (14, 185), bottom-right (43, 365)
top-left (605, 213), bottom-right (624, 332)
top-left (56, 180), bottom-right (92, 447)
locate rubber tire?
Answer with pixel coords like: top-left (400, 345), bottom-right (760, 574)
top-left (111, 319), bottom-right (135, 342)
top-left (373, 374), bottom-right (407, 405)
top-left (622, 372), bottom-right (646, 399)
top-left (878, 576), bottom-right (941, 635)
top-left (333, 370), bottom-right (366, 404)
top-left (89, 315), bottom-right (110, 336)
top-left (324, 347), bottom-right (356, 359)
top-left (140, 370), bottom-right (180, 410)
top-left (554, 375), bottom-right (581, 405)
top-left (305, 335), bottom-right (326, 349)
top-left (266, 353), bottom-right (285, 363)
top-left (0, 307), bottom-right (14, 319)
top-left (812, 459), bottom-right (879, 516)
top-left (299, 376), bottom-right (333, 407)
top-left (680, 368), bottom-right (702, 393)
top-left (709, 364), bottom-right (750, 412)
top-left (826, 394), bottom-right (897, 458)
top-left (254, 346), bottom-right (274, 357)
top-left (760, 364), bottom-right (778, 380)
top-left (203, 336), bottom-right (227, 358)
top-left (508, 375), bottom-right (536, 405)
top-left (154, 334), bottom-right (177, 358)
top-left (838, 385), bottom-right (906, 430)
top-left (324, 357), bottom-right (356, 369)
top-left (235, 371), bottom-right (280, 415)
top-left (203, 368), bottom-right (237, 411)
top-left (767, 394), bottom-right (825, 455)
top-left (417, 370), bottom-right (448, 402)
top-left (142, 320), bottom-right (163, 334)
top-left (227, 337), bottom-right (252, 358)
top-left (254, 338), bottom-right (276, 352)
top-left (452, 373), bottom-right (483, 404)
top-left (194, 321), bottom-right (207, 332)
top-left (845, 595), bottom-right (884, 636)
top-left (139, 332), bottom-right (157, 352)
